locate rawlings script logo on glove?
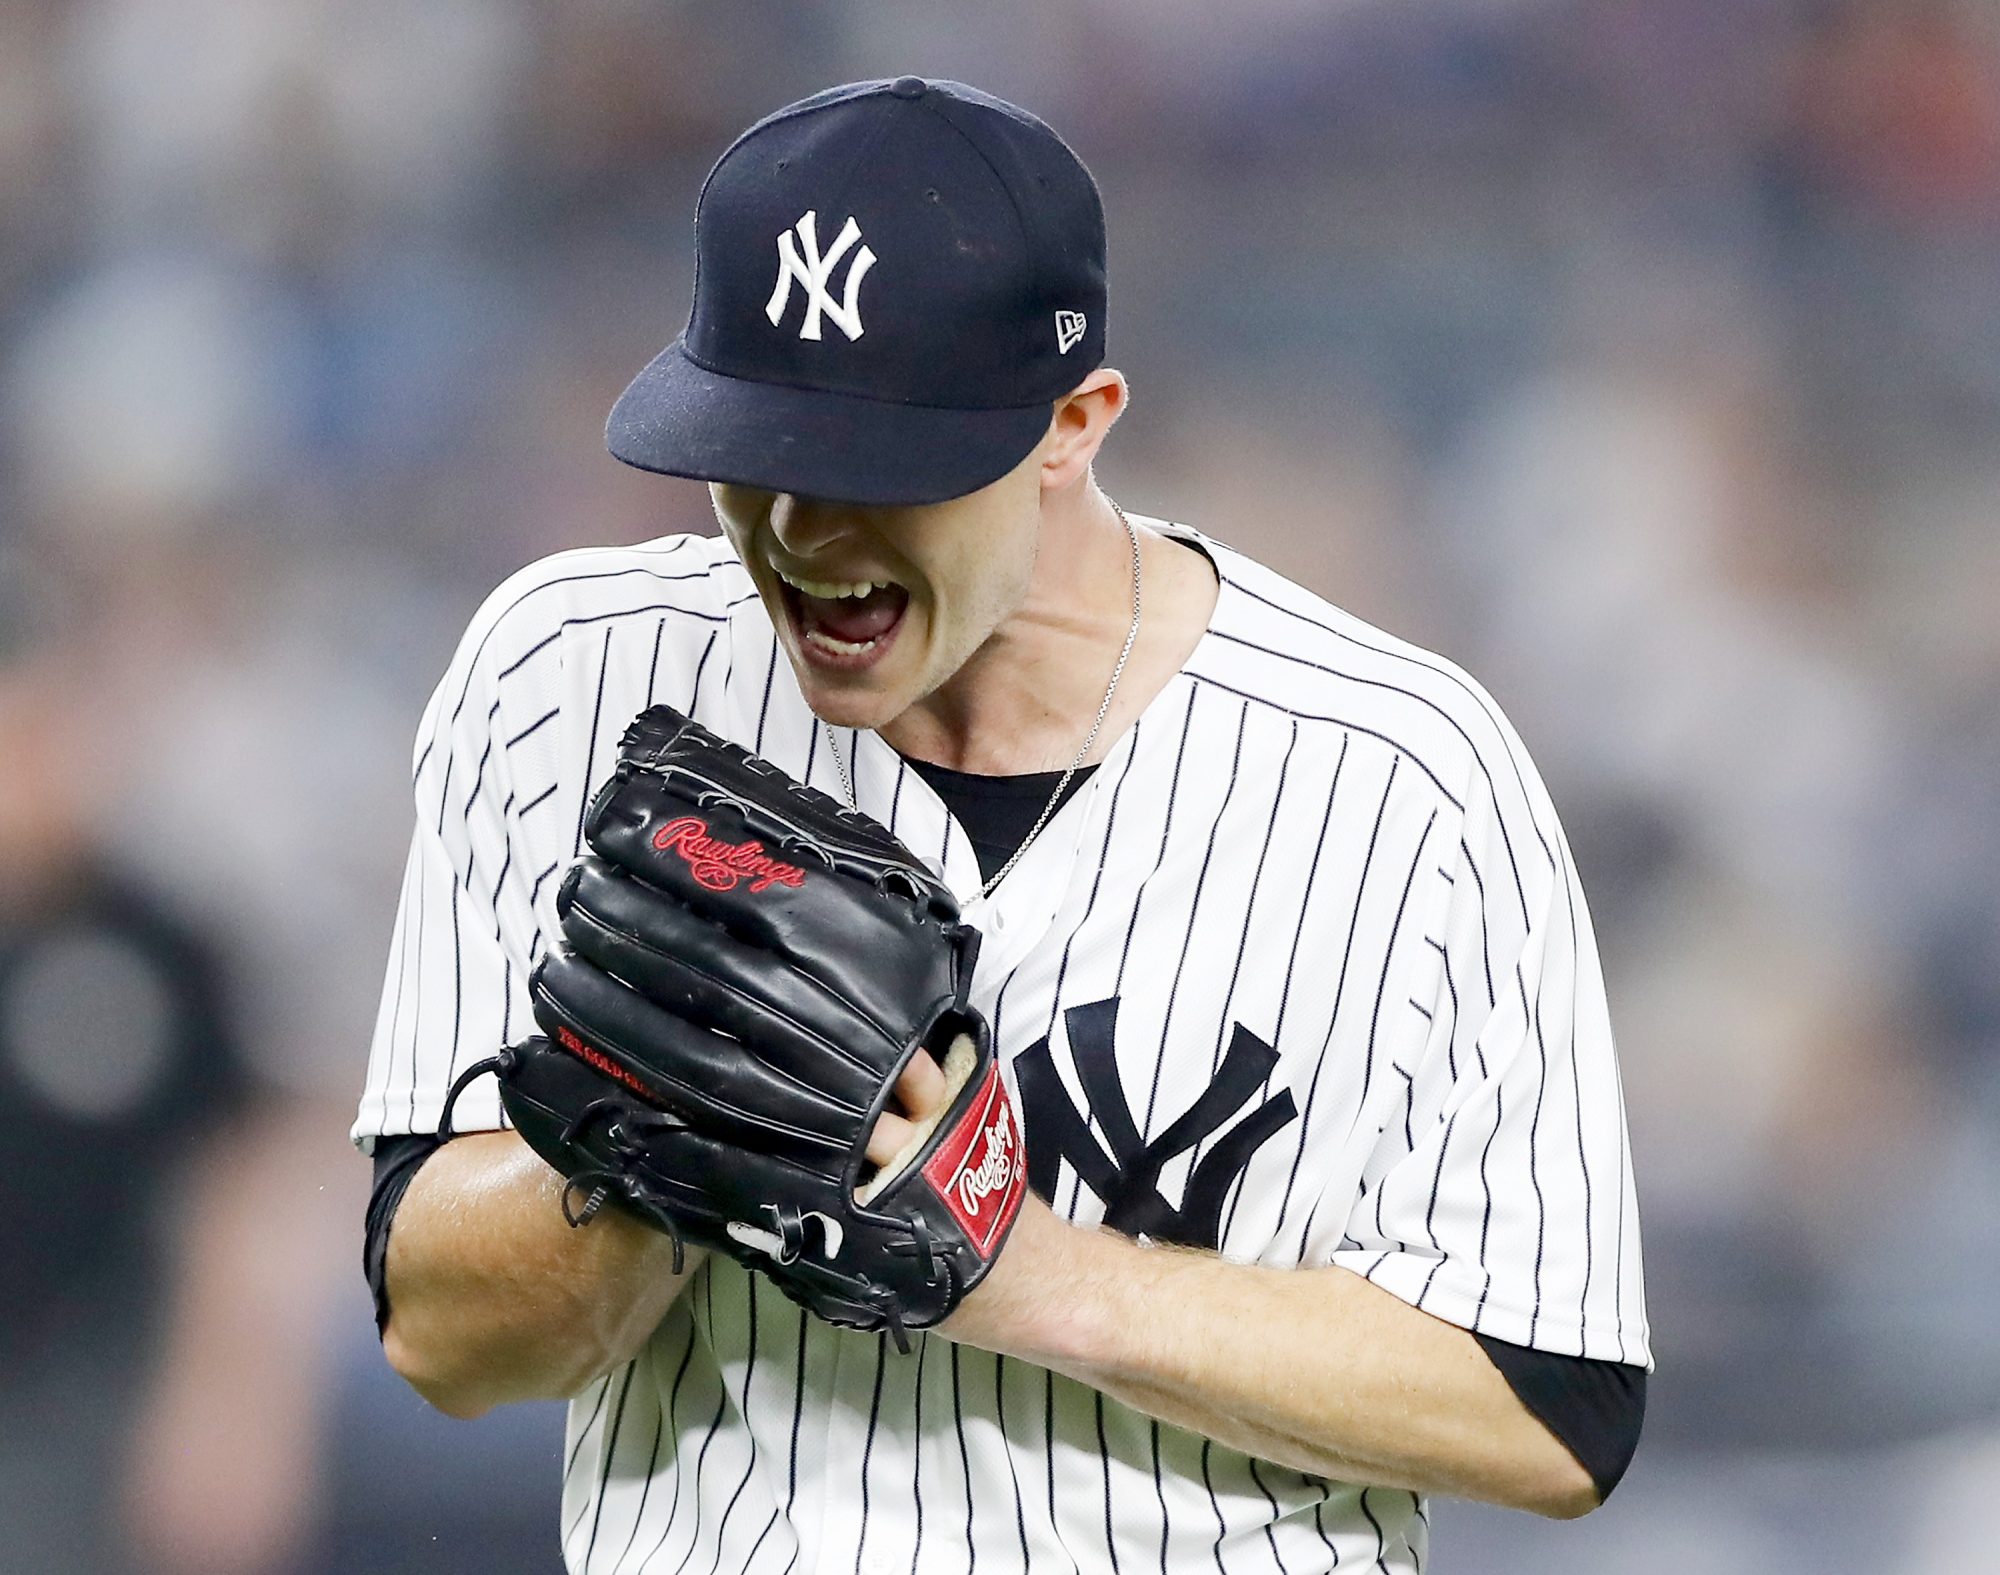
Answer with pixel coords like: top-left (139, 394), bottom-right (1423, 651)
top-left (922, 1065), bottom-right (1024, 1256)
top-left (652, 815), bottom-right (808, 893)
top-left (956, 1108), bottom-right (1018, 1219)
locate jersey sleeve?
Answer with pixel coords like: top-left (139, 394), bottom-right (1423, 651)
top-left (1327, 737), bottom-right (1651, 1368)
top-left (350, 578), bottom-right (567, 1149)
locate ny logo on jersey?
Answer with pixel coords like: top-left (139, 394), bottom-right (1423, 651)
top-left (1014, 996), bottom-right (1298, 1251)
top-left (766, 210), bottom-right (876, 342)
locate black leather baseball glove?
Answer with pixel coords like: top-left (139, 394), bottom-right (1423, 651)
top-left (441, 705), bottom-right (1026, 1349)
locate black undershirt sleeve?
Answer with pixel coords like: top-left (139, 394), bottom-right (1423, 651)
top-left (1473, 1333), bottom-right (1647, 1500)
top-left (366, 1133), bottom-right (445, 1334)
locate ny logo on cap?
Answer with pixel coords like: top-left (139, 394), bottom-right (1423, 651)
top-left (766, 211), bottom-right (876, 342)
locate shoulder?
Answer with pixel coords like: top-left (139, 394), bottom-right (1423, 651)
top-left (410, 533), bottom-right (760, 770)
top-left (452, 533), bottom-right (755, 679)
top-left (1174, 525), bottom-right (1545, 817)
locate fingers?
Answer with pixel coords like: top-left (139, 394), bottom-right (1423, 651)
top-left (866, 1109), bottom-right (917, 1168)
top-left (862, 1050), bottom-right (949, 1168)
top-left (896, 1050), bottom-right (950, 1123)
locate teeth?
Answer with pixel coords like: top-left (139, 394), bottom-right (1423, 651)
top-left (776, 569), bottom-right (894, 600)
top-left (804, 629), bottom-right (879, 655)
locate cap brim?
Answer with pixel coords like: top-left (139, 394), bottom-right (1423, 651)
top-left (605, 340), bottom-right (1054, 507)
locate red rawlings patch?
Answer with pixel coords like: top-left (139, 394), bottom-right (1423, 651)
top-left (652, 815), bottom-right (807, 894)
top-left (920, 1063), bottom-right (1026, 1259)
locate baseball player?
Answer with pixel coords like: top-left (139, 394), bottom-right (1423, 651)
top-left (356, 78), bottom-right (1650, 1574)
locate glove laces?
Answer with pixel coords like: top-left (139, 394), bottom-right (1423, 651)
top-left (431, 1046), bottom-right (691, 1275)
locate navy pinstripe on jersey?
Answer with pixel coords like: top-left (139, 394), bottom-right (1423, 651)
top-left (354, 522), bottom-right (1649, 1574)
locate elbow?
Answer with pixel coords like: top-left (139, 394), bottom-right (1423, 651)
top-left (381, 1308), bottom-right (612, 1419)
top-left (382, 1317), bottom-right (498, 1419)
top-left (1520, 1382), bottom-right (1643, 1519)
top-left (1536, 1477), bottom-right (1603, 1522)
top-left (1459, 1429), bottom-right (1603, 1519)
top-left (410, 1380), bottom-right (496, 1422)
top-left (1524, 1452), bottom-right (1603, 1521)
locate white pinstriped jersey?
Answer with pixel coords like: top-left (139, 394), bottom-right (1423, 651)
top-left (354, 521), bottom-right (1650, 1575)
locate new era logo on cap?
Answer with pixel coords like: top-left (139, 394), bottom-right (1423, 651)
top-left (1055, 310), bottom-right (1087, 354)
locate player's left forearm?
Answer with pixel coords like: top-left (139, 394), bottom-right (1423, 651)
top-left (942, 1194), bottom-right (1599, 1519)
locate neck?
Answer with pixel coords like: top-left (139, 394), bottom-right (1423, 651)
top-left (880, 490), bottom-right (1138, 774)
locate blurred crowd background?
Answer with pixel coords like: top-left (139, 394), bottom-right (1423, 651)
top-left (3, 0), bottom-right (1997, 1570)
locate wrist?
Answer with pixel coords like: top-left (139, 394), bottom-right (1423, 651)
top-left (942, 1193), bottom-right (1132, 1370)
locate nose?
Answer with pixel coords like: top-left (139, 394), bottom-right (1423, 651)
top-left (768, 494), bottom-right (868, 560)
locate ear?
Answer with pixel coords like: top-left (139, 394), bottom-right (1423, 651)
top-left (1039, 369), bottom-right (1128, 495)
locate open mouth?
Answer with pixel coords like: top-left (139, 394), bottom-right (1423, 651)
top-left (774, 567), bottom-right (911, 666)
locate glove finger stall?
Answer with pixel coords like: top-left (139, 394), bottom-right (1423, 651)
top-left (531, 950), bottom-right (865, 1158)
top-left (583, 778), bottom-right (970, 1037)
top-left (559, 861), bottom-right (895, 1100)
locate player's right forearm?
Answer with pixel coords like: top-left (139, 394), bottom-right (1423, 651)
top-left (380, 1130), bottom-right (700, 1418)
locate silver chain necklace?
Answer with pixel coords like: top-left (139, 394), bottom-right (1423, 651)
top-left (831, 499), bottom-right (1143, 899)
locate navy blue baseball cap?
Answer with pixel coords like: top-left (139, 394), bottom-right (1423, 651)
top-left (606, 77), bottom-right (1108, 506)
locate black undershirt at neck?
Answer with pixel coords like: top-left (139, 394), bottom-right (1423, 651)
top-left (902, 757), bottom-right (1101, 885)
